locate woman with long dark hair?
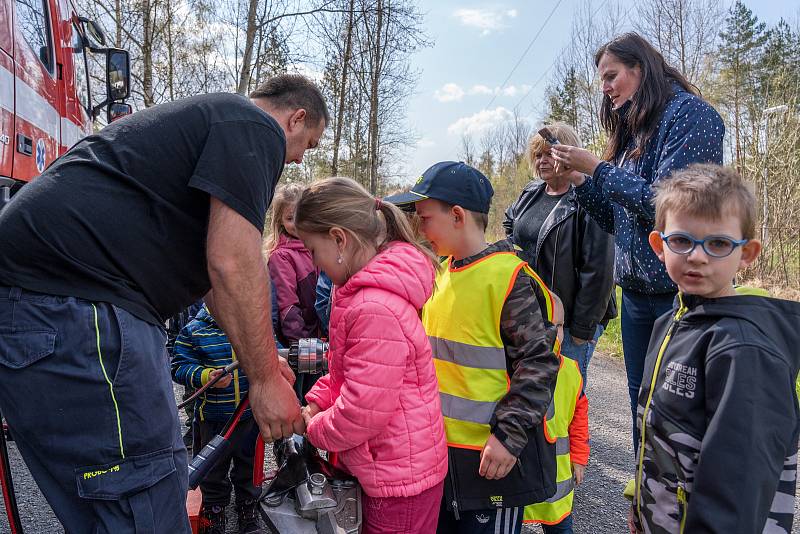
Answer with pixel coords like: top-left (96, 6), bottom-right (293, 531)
top-left (549, 33), bottom-right (724, 451)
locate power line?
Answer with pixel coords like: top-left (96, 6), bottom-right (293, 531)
top-left (484, 0), bottom-right (565, 110)
top-left (513, 0), bottom-right (612, 119)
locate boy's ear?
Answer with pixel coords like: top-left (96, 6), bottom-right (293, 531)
top-left (451, 205), bottom-right (466, 228)
top-left (649, 231), bottom-right (666, 262)
top-left (739, 239), bottom-right (762, 269)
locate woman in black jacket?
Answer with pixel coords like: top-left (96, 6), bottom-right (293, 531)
top-left (504, 123), bottom-right (616, 383)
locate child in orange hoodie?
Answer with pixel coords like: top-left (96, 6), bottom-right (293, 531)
top-left (524, 296), bottom-right (589, 533)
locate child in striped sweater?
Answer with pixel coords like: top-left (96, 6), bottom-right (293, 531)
top-left (171, 304), bottom-right (261, 534)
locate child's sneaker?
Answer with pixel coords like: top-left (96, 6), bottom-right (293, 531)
top-left (202, 504), bottom-right (226, 534)
top-left (237, 499), bottom-right (261, 534)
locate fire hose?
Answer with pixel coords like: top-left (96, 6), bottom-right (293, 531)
top-left (187, 338), bottom-right (329, 489)
top-left (0, 409), bottom-right (23, 534)
top-left (178, 338), bottom-right (329, 410)
top-left (185, 338), bottom-right (363, 533)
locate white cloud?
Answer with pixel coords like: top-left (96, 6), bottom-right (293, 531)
top-left (465, 84), bottom-right (532, 97)
top-left (416, 137), bottom-right (436, 148)
top-left (469, 84), bottom-right (494, 95)
top-left (434, 83), bottom-right (465, 103)
top-left (447, 107), bottom-right (518, 137)
top-left (453, 8), bottom-right (516, 35)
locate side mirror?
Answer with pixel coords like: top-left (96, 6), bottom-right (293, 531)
top-left (77, 16), bottom-right (106, 49)
top-left (106, 49), bottom-right (130, 102)
top-left (107, 102), bottom-right (132, 123)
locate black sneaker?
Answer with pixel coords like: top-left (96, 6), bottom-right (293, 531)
top-left (237, 499), bottom-right (261, 533)
top-left (202, 504), bottom-right (226, 534)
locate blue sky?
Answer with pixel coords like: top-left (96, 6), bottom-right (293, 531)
top-left (400, 0), bottom-right (795, 182)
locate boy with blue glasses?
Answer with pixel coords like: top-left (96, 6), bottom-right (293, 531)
top-left (628, 164), bottom-right (800, 533)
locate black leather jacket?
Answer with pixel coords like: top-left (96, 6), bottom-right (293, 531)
top-left (504, 181), bottom-right (616, 340)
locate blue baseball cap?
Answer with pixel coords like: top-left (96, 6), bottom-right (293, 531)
top-left (384, 161), bottom-right (494, 214)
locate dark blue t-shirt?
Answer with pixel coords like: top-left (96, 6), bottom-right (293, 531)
top-left (0, 93), bottom-right (285, 324)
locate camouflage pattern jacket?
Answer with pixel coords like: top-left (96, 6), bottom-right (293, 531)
top-left (443, 239), bottom-right (560, 513)
top-left (634, 294), bottom-right (800, 534)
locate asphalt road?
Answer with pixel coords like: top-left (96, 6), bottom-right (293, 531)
top-left (2, 352), bottom-right (799, 533)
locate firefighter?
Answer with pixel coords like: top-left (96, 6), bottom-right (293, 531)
top-left (0, 74), bottom-right (327, 532)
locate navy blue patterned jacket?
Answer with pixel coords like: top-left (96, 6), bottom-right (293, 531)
top-left (171, 306), bottom-right (251, 423)
top-left (574, 85), bottom-right (724, 294)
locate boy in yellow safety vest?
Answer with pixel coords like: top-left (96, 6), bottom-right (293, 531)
top-left (386, 161), bottom-right (560, 534)
top-left (523, 295), bottom-right (589, 533)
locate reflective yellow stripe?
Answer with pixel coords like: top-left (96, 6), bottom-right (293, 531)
top-left (434, 359), bottom-right (508, 402)
top-left (636, 294), bottom-right (687, 525)
top-left (677, 486), bottom-right (688, 533)
top-left (92, 304), bottom-right (125, 459)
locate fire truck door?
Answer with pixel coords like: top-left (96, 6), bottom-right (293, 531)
top-left (11, 0), bottom-right (60, 182)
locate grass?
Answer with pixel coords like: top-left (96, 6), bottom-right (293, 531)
top-left (597, 286), bottom-right (623, 358)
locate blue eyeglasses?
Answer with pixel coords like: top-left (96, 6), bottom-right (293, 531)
top-left (660, 232), bottom-right (748, 258)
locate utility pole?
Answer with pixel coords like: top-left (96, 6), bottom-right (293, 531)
top-left (760, 104), bottom-right (788, 246)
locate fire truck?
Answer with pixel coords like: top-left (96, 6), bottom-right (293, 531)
top-left (0, 0), bottom-right (131, 208)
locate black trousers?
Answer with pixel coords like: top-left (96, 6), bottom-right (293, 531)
top-left (0, 287), bottom-right (190, 534)
top-left (437, 502), bottom-right (523, 534)
top-left (193, 416), bottom-right (260, 506)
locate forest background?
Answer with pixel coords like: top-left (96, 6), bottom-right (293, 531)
top-left (80, 0), bottom-right (800, 290)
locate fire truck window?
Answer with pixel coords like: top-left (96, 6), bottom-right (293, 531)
top-left (71, 24), bottom-right (90, 112)
top-left (15, 0), bottom-right (54, 75)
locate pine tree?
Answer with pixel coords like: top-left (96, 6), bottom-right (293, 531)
top-left (717, 0), bottom-right (768, 171)
top-left (545, 67), bottom-right (580, 131)
top-left (758, 19), bottom-right (800, 107)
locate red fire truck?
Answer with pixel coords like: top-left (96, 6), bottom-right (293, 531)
top-left (0, 0), bottom-right (131, 208)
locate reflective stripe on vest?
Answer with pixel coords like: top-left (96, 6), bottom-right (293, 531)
top-left (423, 251), bottom-right (553, 450)
top-left (524, 356), bottom-right (583, 525)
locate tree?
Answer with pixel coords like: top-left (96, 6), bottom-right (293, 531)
top-left (635, 0), bottom-right (722, 86)
top-left (717, 0), bottom-right (768, 171)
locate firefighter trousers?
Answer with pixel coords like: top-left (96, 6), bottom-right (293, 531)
top-left (0, 286), bottom-right (191, 534)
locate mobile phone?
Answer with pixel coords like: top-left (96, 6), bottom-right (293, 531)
top-left (538, 127), bottom-right (560, 145)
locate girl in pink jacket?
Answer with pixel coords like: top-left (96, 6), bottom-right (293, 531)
top-left (265, 183), bottom-right (321, 398)
top-left (295, 177), bottom-right (448, 534)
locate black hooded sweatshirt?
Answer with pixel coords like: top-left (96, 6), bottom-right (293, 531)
top-left (634, 293), bottom-right (800, 534)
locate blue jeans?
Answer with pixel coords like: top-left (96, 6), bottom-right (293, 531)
top-left (541, 513), bottom-right (574, 533)
top-left (620, 289), bottom-right (675, 453)
top-left (560, 325), bottom-right (604, 384)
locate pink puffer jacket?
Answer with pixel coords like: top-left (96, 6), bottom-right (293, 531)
top-left (305, 241), bottom-right (447, 498)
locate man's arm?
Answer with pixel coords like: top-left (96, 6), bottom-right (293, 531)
top-left (206, 197), bottom-right (303, 441)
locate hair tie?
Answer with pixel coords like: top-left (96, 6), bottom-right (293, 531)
top-left (375, 198), bottom-right (383, 211)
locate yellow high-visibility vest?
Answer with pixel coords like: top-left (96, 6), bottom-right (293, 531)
top-left (422, 251), bottom-right (554, 450)
top-left (524, 355), bottom-right (583, 525)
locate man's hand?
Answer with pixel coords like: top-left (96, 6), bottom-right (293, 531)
top-left (208, 369), bottom-right (233, 389)
top-left (572, 462), bottom-right (586, 485)
top-left (479, 434), bottom-right (517, 480)
top-left (249, 376), bottom-right (304, 442)
top-left (278, 356), bottom-right (296, 385)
